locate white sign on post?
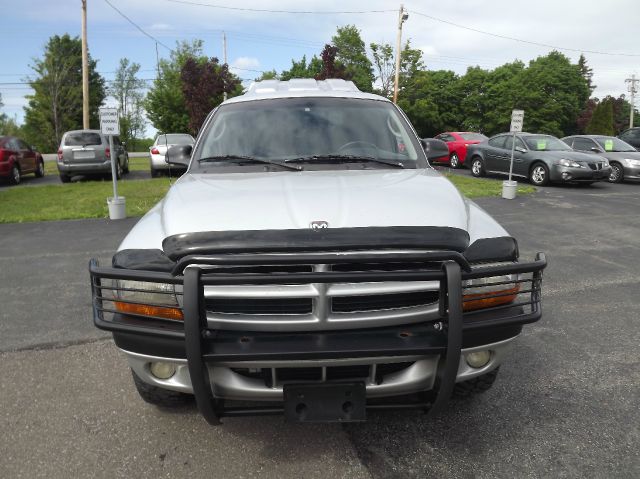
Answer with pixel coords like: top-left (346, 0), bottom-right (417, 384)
top-left (510, 109), bottom-right (525, 132)
top-left (99, 108), bottom-right (120, 135)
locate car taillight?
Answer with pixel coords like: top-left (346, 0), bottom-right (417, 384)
top-left (151, 147), bottom-right (159, 155)
top-left (105, 148), bottom-right (110, 159)
top-left (57, 149), bottom-right (63, 161)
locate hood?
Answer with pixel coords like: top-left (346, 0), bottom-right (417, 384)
top-left (599, 150), bottom-right (640, 160)
top-left (537, 150), bottom-right (606, 163)
top-left (119, 169), bottom-right (487, 251)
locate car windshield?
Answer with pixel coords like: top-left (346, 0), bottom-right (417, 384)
top-left (193, 97), bottom-right (420, 169)
top-left (594, 136), bottom-right (636, 152)
top-left (64, 132), bottom-right (102, 146)
top-left (522, 135), bottom-right (571, 151)
top-left (156, 134), bottom-right (193, 145)
top-left (459, 132), bottom-right (487, 141)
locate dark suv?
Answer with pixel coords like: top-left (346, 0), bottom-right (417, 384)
top-left (57, 130), bottom-right (129, 183)
top-left (618, 127), bottom-right (640, 150)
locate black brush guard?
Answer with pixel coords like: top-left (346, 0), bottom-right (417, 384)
top-left (90, 250), bottom-right (546, 424)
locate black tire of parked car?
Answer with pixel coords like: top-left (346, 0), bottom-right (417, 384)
top-left (452, 368), bottom-right (500, 399)
top-left (450, 153), bottom-right (460, 169)
top-left (9, 164), bottom-right (21, 185)
top-left (150, 167), bottom-right (160, 178)
top-left (529, 162), bottom-right (550, 186)
top-left (470, 157), bottom-right (485, 177)
top-left (608, 162), bottom-right (624, 183)
top-left (35, 160), bottom-right (45, 178)
top-left (123, 156), bottom-right (130, 174)
top-left (131, 370), bottom-right (194, 407)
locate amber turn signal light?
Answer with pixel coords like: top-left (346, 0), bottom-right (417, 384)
top-left (114, 301), bottom-right (184, 321)
top-left (462, 285), bottom-right (520, 312)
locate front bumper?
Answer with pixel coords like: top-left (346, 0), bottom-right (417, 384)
top-left (622, 164), bottom-right (640, 180)
top-left (90, 247), bottom-right (546, 423)
top-left (551, 164), bottom-right (611, 182)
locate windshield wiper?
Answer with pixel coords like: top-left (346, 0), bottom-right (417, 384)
top-left (284, 154), bottom-right (404, 168)
top-left (198, 155), bottom-right (302, 171)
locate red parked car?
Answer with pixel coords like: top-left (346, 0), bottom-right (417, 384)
top-left (434, 132), bottom-right (488, 168)
top-left (0, 136), bottom-right (45, 185)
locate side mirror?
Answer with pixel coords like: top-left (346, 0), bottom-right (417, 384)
top-left (590, 147), bottom-right (603, 153)
top-left (166, 144), bottom-right (192, 167)
top-left (420, 138), bottom-right (450, 162)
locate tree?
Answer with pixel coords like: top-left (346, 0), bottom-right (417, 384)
top-left (180, 57), bottom-right (241, 135)
top-left (0, 94), bottom-right (23, 137)
top-left (578, 54), bottom-right (596, 93)
top-left (257, 69), bottom-right (278, 81)
top-left (280, 55), bottom-right (322, 81)
top-left (331, 25), bottom-right (374, 91)
top-left (315, 44), bottom-right (349, 81)
top-left (370, 40), bottom-right (425, 99)
top-left (22, 34), bottom-right (105, 152)
top-left (145, 40), bottom-right (204, 134)
top-left (577, 98), bottom-right (598, 133)
top-left (109, 58), bottom-right (146, 149)
top-left (586, 98), bottom-right (614, 135)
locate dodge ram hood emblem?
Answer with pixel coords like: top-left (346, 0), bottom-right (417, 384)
top-left (310, 220), bottom-right (329, 230)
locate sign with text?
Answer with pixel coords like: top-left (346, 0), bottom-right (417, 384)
top-left (99, 108), bottom-right (120, 136)
top-left (510, 109), bottom-right (524, 132)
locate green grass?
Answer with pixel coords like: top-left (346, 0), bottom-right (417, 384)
top-left (1, 166), bottom-right (536, 224)
top-left (445, 173), bottom-right (536, 198)
top-left (0, 178), bottom-right (170, 223)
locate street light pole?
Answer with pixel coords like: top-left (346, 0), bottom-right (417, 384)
top-left (626, 74), bottom-right (638, 129)
top-left (392, 4), bottom-right (408, 104)
top-left (81, 0), bottom-right (89, 129)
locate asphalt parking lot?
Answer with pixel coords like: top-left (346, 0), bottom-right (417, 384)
top-left (1, 177), bottom-right (639, 478)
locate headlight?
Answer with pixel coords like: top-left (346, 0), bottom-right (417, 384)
top-left (624, 158), bottom-right (640, 167)
top-left (601, 159), bottom-right (610, 167)
top-left (557, 158), bottom-right (583, 168)
top-left (462, 273), bottom-right (520, 311)
top-left (114, 280), bottom-right (183, 320)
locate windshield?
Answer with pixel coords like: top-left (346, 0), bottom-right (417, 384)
top-left (594, 136), bottom-right (636, 152)
top-left (459, 132), bottom-right (487, 142)
top-left (522, 135), bottom-right (571, 151)
top-left (64, 132), bottom-right (102, 146)
top-left (156, 134), bottom-right (193, 145)
top-left (193, 97), bottom-right (421, 169)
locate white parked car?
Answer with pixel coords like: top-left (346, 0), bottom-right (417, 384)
top-left (149, 133), bottom-right (195, 177)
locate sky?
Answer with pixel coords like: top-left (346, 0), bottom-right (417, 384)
top-left (1, 0), bottom-right (639, 133)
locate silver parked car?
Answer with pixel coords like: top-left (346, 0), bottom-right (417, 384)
top-left (149, 133), bottom-right (195, 177)
top-left (89, 79), bottom-right (546, 424)
top-left (467, 133), bottom-right (611, 186)
top-left (57, 130), bottom-right (129, 183)
top-left (562, 135), bottom-right (640, 183)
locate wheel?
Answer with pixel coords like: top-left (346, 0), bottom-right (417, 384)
top-left (59, 174), bottom-right (71, 183)
top-left (450, 153), bottom-right (460, 169)
top-left (529, 163), bottom-right (549, 186)
top-left (470, 157), bottom-right (485, 177)
top-left (452, 368), bottom-right (500, 399)
top-left (131, 370), bottom-right (193, 407)
top-left (123, 155), bottom-right (130, 174)
top-left (35, 160), bottom-right (45, 178)
top-left (9, 164), bottom-right (21, 185)
top-left (111, 161), bottom-right (123, 180)
top-left (150, 167), bottom-right (160, 178)
top-left (608, 163), bottom-right (623, 183)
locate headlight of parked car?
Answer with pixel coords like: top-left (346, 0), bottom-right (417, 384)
top-left (601, 159), bottom-right (610, 167)
top-left (114, 280), bottom-right (183, 320)
top-left (462, 271), bottom-right (520, 312)
top-left (557, 158), bottom-right (583, 168)
top-left (624, 158), bottom-right (640, 167)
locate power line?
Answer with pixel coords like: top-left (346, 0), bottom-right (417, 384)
top-left (103, 0), bottom-right (173, 51)
top-left (165, 0), bottom-right (395, 14)
top-left (410, 10), bottom-right (640, 58)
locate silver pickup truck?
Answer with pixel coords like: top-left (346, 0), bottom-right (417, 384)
top-left (90, 79), bottom-right (546, 424)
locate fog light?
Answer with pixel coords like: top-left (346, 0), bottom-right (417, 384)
top-left (149, 362), bottom-right (176, 379)
top-left (465, 350), bottom-right (491, 368)
top-left (562, 172), bottom-right (571, 180)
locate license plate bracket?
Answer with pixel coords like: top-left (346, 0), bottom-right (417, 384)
top-left (283, 382), bottom-right (366, 423)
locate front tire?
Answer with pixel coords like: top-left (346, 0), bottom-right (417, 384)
top-left (450, 153), bottom-right (460, 169)
top-left (131, 370), bottom-right (193, 407)
top-left (608, 163), bottom-right (623, 183)
top-left (453, 368), bottom-right (500, 399)
top-left (9, 164), bottom-right (21, 185)
top-left (123, 155), bottom-right (130, 174)
top-left (470, 157), bottom-right (485, 177)
top-left (529, 163), bottom-right (550, 186)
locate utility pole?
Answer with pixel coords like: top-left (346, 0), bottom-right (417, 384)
top-left (81, 0), bottom-right (89, 129)
top-left (625, 74), bottom-right (638, 128)
top-left (223, 31), bottom-right (228, 102)
top-left (392, 4), bottom-right (408, 104)
top-left (155, 41), bottom-right (160, 79)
